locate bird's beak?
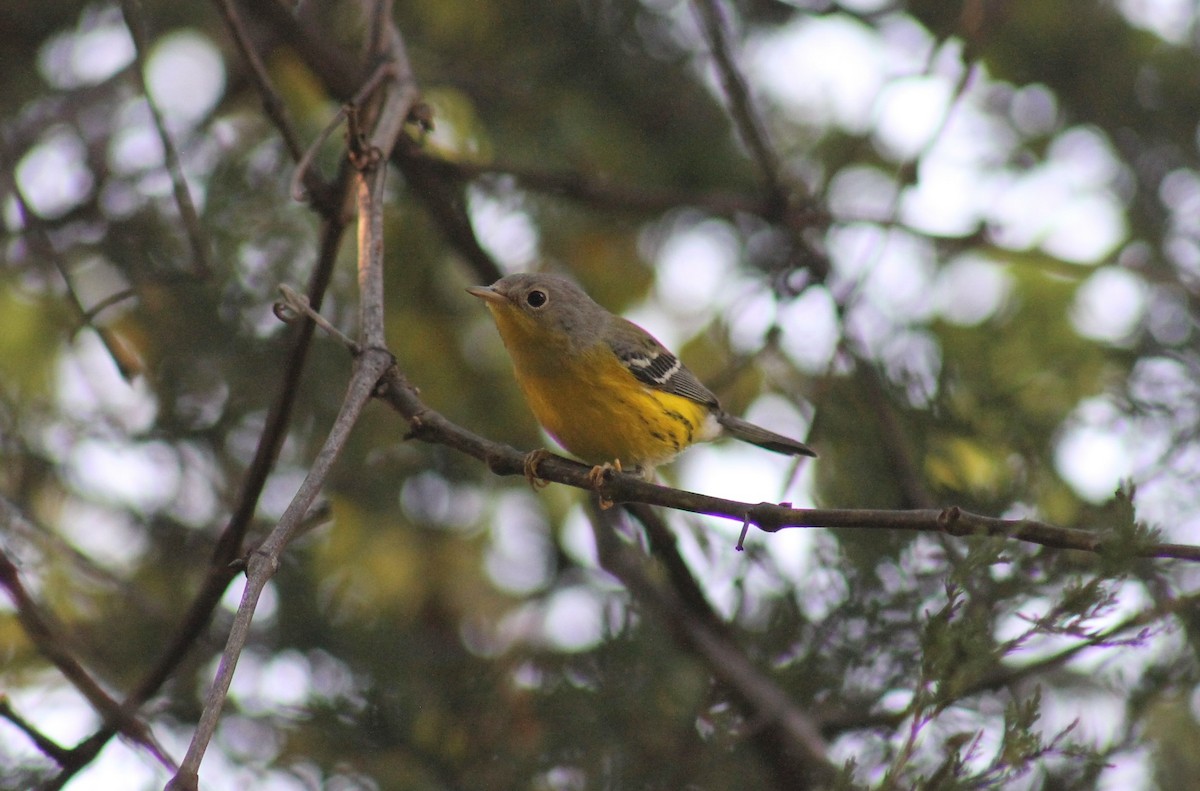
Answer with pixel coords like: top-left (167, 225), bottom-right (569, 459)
top-left (466, 285), bottom-right (507, 305)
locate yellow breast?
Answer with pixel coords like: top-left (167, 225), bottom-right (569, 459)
top-left (493, 315), bottom-right (710, 468)
top-left (527, 354), bottom-right (710, 467)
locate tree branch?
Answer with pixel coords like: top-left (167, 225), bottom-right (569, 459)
top-left (368, 367), bottom-right (1200, 563)
top-left (0, 698), bottom-right (70, 766)
top-left (40, 57), bottom-right (363, 791)
top-left (689, 0), bottom-right (782, 206)
top-left (411, 151), bottom-right (830, 230)
top-left (164, 13), bottom-right (418, 786)
top-left (4, 172), bottom-right (142, 381)
top-left (212, 0), bottom-right (303, 161)
top-left (688, 0), bottom-right (827, 281)
top-left (0, 547), bottom-right (174, 771)
top-left (165, 353), bottom-right (391, 791)
top-left (589, 504), bottom-right (837, 787)
top-left (119, 0), bottom-right (211, 278)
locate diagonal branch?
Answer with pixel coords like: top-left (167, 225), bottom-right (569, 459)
top-left (211, 0), bottom-right (314, 193)
top-left (621, 502), bottom-right (830, 785)
top-left (690, 0), bottom-right (782, 205)
top-left (42, 164), bottom-right (358, 791)
top-left (689, 0), bottom-right (827, 280)
top-left (165, 349), bottom-right (392, 791)
top-left (4, 171), bottom-right (142, 381)
top-left (119, 0), bottom-right (212, 278)
top-left (164, 16), bottom-right (418, 788)
top-left (589, 504), bottom-right (836, 787)
top-left (0, 547), bottom-right (174, 771)
top-left (0, 698), bottom-right (70, 766)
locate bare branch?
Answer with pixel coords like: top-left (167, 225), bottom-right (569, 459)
top-left (166, 353), bottom-right (393, 790)
top-left (118, 0), bottom-right (212, 278)
top-left (690, 0), bottom-right (782, 205)
top-left (292, 61), bottom-right (405, 202)
top-left (0, 698), bottom-right (70, 765)
top-left (374, 367), bottom-right (1200, 563)
top-left (0, 548), bottom-right (175, 771)
top-left (411, 151), bottom-right (830, 228)
top-left (590, 504), bottom-right (835, 786)
top-left (688, 0), bottom-right (828, 281)
top-left (211, 0), bottom-right (306, 163)
top-left (353, 32), bottom-right (420, 347)
top-left (165, 15), bottom-right (419, 786)
top-left (276, 284), bottom-right (359, 352)
top-left (4, 173), bottom-right (143, 381)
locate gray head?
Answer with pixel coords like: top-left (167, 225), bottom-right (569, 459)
top-left (467, 272), bottom-right (608, 352)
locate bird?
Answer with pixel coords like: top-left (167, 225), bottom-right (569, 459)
top-left (467, 272), bottom-right (815, 484)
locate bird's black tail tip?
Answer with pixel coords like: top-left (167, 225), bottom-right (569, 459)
top-left (717, 413), bottom-right (817, 458)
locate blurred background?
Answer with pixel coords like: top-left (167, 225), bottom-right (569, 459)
top-left (2, 0), bottom-right (1200, 788)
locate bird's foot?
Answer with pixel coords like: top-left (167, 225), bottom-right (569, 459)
top-left (523, 449), bottom-right (552, 490)
top-left (587, 460), bottom-right (623, 509)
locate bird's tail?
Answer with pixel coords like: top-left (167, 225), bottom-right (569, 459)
top-left (717, 413), bottom-right (817, 458)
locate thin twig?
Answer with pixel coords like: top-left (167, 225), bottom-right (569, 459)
top-left (119, 0), bottom-right (212, 278)
top-left (4, 167), bottom-right (142, 381)
top-left (292, 61), bottom-right (406, 202)
top-left (0, 698), bottom-right (71, 765)
top-left (276, 285), bottom-right (359, 352)
top-left (291, 104), bottom-right (353, 202)
top-left (690, 0), bottom-right (783, 206)
top-left (77, 288), bottom-right (138, 327)
top-left (689, 0), bottom-right (828, 282)
top-left (211, 0), bottom-right (305, 163)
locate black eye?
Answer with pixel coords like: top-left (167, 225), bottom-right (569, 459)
top-left (526, 289), bottom-right (548, 308)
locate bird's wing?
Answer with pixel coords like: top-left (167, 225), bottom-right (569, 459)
top-left (607, 317), bottom-right (719, 407)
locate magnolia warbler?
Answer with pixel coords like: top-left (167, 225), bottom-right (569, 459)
top-left (468, 273), bottom-right (816, 478)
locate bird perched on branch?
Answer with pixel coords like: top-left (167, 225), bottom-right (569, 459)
top-left (468, 272), bottom-right (815, 483)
